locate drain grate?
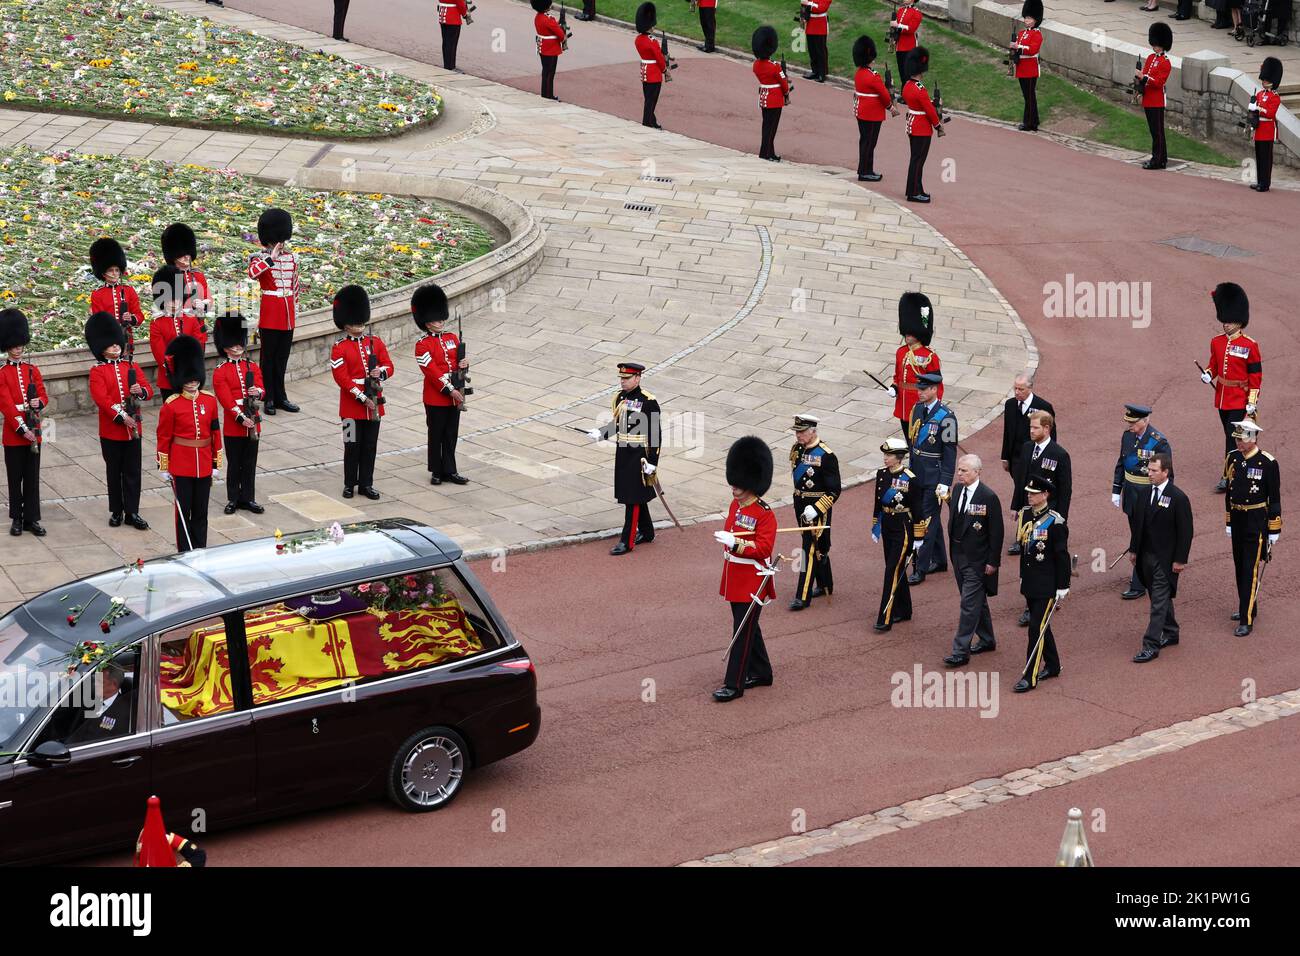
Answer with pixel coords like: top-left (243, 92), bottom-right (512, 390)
top-left (639, 175), bottom-right (674, 183)
top-left (624, 202), bottom-right (657, 213)
top-left (1157, 236), bottom-right (1255, 259)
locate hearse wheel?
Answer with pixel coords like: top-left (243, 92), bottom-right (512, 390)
top-left (388, 726), bottom-right (468, 812)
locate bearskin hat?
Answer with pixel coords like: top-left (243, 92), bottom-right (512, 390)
top-left (166, 334), bottom-right (206, 389)
top-left (726, 435), bottom-right (774, 497)
top-left (333, 284), bottom-right (370, 331)
top-left (85, 310), bottom-right (126, 361)
top-left (0, 309), bottom-right (31, 352)
top-left (898, 291), bottom-right (935, 347)
top-left (1149, 22), bottom-right (1172, 51)
top-left (161, 222), bottom-right (198, 265)
top-left (411, 283), bottom-right (449, 332)
top-left (214, 311), bottom-right (249, 353)
top-left (89, 237), bottom-right (128, 281)
top-left (904, 46), bottom-right (930, 79)
top-left (1261, 57), bottom-right (1283, 88)
top-left (1211, 282), bottom-right (1249, 328)
top-left (1021, 0), bottom-right (1043, 23)
top-left (752, 25), bottom-right (778, 61)
top-left (257, 207), bottom-right (293, 246)
top-left (636, 2), bottom-right (657, 32)
top-left (530, 0), bottom-right (552, 11)
top-left (853, 36), bottom-right (877, 70)
top-left (151, 265), bottom-right (183, 308)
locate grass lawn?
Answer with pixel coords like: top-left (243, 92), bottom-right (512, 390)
top-left (589, 0), bottom-right (1234, 165)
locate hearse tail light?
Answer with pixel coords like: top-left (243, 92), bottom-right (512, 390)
top-left (500, 658), bottom-right (534, 674)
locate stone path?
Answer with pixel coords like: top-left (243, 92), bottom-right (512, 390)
top-left (0, 0), bottom-right (1029, 610)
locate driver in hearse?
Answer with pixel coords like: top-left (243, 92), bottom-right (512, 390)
top-left (65, 662), bottom-right (134, 744)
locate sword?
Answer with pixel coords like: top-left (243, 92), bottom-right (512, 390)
top-left (862, 369), bottom-right (892, 392)
top-left (641, 456), bottom-right (684, 532)
top-left (1107, 547), bottom-right (1130, 570)
top-left (721, 581), bottom-right (774, 661)
top-left (169, 474), bottom-right (194, 552)
top-left (733, 525), bottom-right (829, 535)
top-left (1248, 537), bottom-right (1274, 614)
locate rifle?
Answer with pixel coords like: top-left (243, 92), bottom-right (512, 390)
top-left (242, 360), bottom-right (261, 442)
top-left (1005, 22), bottom-right (1020, 77)
top-left (887, 0), bottom-right (902, 52)
top-left (932, 83), bottom-right (950, 136)
top-left (1131, 53), bottom-right (1146, 105)
top-left (364, 325), bottom-right (385, 422)
top-left (686, 0), bottom-right (698, 11)
top-left (117, 297), bottom-right (135, 361)
top-left (559, 5), bottom-right (571, 50)
top-left (661, 30), bottom-right (678, 82)
top-left (465, 1), bottom-right (476, 24)
top-left (24, 379), bottom-right (40, 454)
top-left (1238, 91), bottom-right (1260, 132)
top-left (450, 316), bottom-right (472, 408)
top-left (124, 365), bottom-right (143, 439)
top-left (795, 1), bottom-right (809, 25)
top-left (781, 54), bottom-right (794, 103)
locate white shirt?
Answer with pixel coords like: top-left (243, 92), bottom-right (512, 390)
top-left (93, 690), bottom-right (119, 719)
top-left (1019, 392), bottom-right (1035, 416)
top-left (958, 479), bottom-right (980, 512)
top-left (1150, 479), bottom-right (1168, 504)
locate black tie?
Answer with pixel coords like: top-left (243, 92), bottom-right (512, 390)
top-left (1032, 445), bottom-right (1042, 462)
top-left (1150, 486), bottom-right (1159, 508)
top-left (958, 487), bottom-right (969, 516)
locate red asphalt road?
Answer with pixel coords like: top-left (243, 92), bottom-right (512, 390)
top-left (142, 2), bottom-right (1300, 866)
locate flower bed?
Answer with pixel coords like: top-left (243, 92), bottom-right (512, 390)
top-left (0, 147), bottom-right (496, 352)
top-left (0, 0), bottom-right (442, 137)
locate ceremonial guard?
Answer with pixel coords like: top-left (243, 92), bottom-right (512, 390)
top-left (587, 362), bottom-right (660, 555)
top-left (211, 311), bottom-right (264, 516)
top-left (1128, 452), bottom-right (1192, 663)
top-left (752, 26), bottom-right (790, 162)
top-left (161, 223), bottom-right (210, 333)
top-left (248, 207), bottom-right (299, 415)
top-left (1223, 419), bottom-right (1280, 636)
top-left (1201, 282), bottom-right (1260, 491)
top-left (413, 283), bottom-right (469, 486)
top-left (88, 238), bottom-right (145, 360)
top-left (1113, 403), bottom-right (1170, 600)
top-left (788, 414), bottom-right (840, 611)
top-left (890, 0), bottom-right (923, 81)
top-left (889, 291), bottom-right (942, 439)
top-left (86, 310), bottom-right (152, 530)
top-left (0, 309), bottom-right (47, 537)
top-left (872, 437), bottom-right (927, 632)
top-left (853, 35), bottom-right (897, 183)
top-left (577, 0), bottom-right (595, 20)
top-left (533, 0), bottom-right (566, 102)
top-left (1251, 58), bottom-right (1283, 192)
top-left (437, 0), bottom-right (470, 72)
top-left (1000, 372), bottom-right (1054, 548)
top-left (943, 454), bottom-right (1003, 668)
top-left (800, 0), bottom-right (832, 82)
top-left (149, 265), bottom-right (206, 399)
top-left (156, 335), bottom-right (221, 553)
top-left (1136, 23), bottom-right (1172, 170)
top-left (711, 435), bottom-right (777, 702)
top-left (1013, 475), bottom-right (1068, 692)
top-left (635, 3), bottom-right (668, 129)
top-left (696, 0), bottom-right (717, 53)
top-left (330, 285), bottom-right (392, 501)
top-left (1010, 1), bottom-right (1043, 132)
top-left (901, 47), bottom-right (942, 204)
top-left (907, 370), bottom-right (956, 584)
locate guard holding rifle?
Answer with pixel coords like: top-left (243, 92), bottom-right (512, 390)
top-left (211, 311), bottom-right (265, 516)
top-left (156, 335), bottom-right (221, 554)
top-left (413, 283), bottom-right (470, 487)
top-left (1008, 0), bottom-right (1043, 132)
top-left (1014, 475), bottom-right (1069, 692)
top-left (88, 238), bottom-right (145, 360)
top-left (890, 0), bottom-right (923, 81)
top-left (853, 35), bottom-right (898, 182)
top-left (1113, 403), bottom-right (1171, 600)
top-left (437, 0), bottom-right (471, 72)
top-left (872, 437), bottom-right (927, 632)
top-left (0, 309), bottom-right (48, 537)
top-left (86, 310), bottom-right (152, 531)
top-left (901, 46), bottom-right (943, 204)
top-left (586, 361), bottom-right (660, 556)
top-left (1136, 23), bottom-right (1172, 170)
top-left (1223, 419), bottom-right (1280, 637)
top-left (789, 414), bottom-right (840, 611)
top-left (799, 0), bottom-right (832, 82)
top-left (533, 0), bottom-right (568, 102)
top-left (161, 223), bottom-right (211, 334)
top-left (1201, 282), bottom-right (1261, 492)
top-left (635, 3), bottom-right (669, 129)
top-left (150, 265), bottom-right (207, 400)
top-left (888, 291), bottom-right (942, 439)
top-left (1250, 57), bottom-right (1283, 192)
top-left (330, 285), bottom-right (393, 502)
top-left (249, 207), bottom-right (300, 415)
top-left (752, 26), bottom-right (791, 162)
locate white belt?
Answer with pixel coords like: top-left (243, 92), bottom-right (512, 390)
top-left (855, 92), bottom-right (880, 97)
top-left (536, 34), bottom-right (554, 40)
top-left (640, 59), bottom-right (658, 64)
top-left (809, 12), bottom-right (827, 17)
top-left (261, 289), bottom-right (293, 297)
top-left (760, 83), bottom-right (780, 89)
top-left (908, 109), bottom-right (925, 115)
top-left (1020, 54), bottom-right (1038, 59)
top-left (723, 550), bottom-right (766, 569)
top-left (437, 2), bottom-right (455, 5)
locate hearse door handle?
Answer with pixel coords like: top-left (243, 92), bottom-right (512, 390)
top-left (0, 801), bottom-right (12, 810)
top-left (112, 755), bottom-right (143, 767)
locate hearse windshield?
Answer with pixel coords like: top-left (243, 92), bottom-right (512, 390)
top-left (0, 612), bottom-right (82, 758)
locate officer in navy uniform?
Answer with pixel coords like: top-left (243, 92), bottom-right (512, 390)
top-left (1113, 403), bottom-right (1171, 600)
top-left (907, 370), bottom-right (957, 585)
top-left (789, 414), bottom-right (840, 610)
top-left (1223, 419), bottom-right (1281, 637)
top-left (872, 436), bottom-right (928, 631)
top-left (1014, 475), bottom-right (1069, 692)
top-left (588, 361), bottom-right (660, 555)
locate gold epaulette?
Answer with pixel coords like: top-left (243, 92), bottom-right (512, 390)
top-left (903, 468), bottom-right (915, 479)
top-left (819, 444), bottom-right (834, 456)
top-left (1262, 451), bottom-right (1276, 462)
top-left (641, 390), bottom-right (655, 401)
top-left (789, 444), bottom-right (801, 464)
top-left (164, 394), bottom-right (181, 404)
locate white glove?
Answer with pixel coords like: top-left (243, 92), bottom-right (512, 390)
top-left (159, 471), bottom-right (171, 482)
top-left (912, 540), bottom-right (923, 551)
top-left (586, 428), bottom-right (602, 441)
top-left (642, 461), bottom-right (657, 476)
top-left (1111, 493), bottom-right (1122, 509)
top-left (802, 505), bottom-right (817, 523)
top-left (1269, 534), bottom-right (1279, 546)
top-left (1200, 371), bottom-right (1214, 385)
top-left (1226, 526), bottom-right (1232, 537)
top-left (871, 533), bottom-right (881, 544)
top-left (1055, 588), bottom-right (1069, 601)
top-left (1246, 403), bottom-right (1257, 416)
top-left (936, 484), bottom-right (949, 500)
top-left (714, 530), bottom-right (737, 548)
top-left (887, 385), bottom-right (897, 399)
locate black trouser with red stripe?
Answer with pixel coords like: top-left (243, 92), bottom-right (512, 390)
top-left (4, 445), bottom-right (40, 523)
top-left (1255, 140), bottom-right (1273, 190)
top-left (857, 118), bottom-right (882, 176)
top-left (760, 107), bottom-right (782, 159)
top-left (619, 501), bottom-right (654, 547)
top-left (807, 34), bottom-right (828, 79)
top-left (642, 81), bottom-right (661, 127)
top-left (906, 134), bottom-right (931, 197)
top-left (224, 435), bottom-right (258, 505)
top-left (699, 8), bottom-right (716, 50)
top-left (101, 437), bottom-right (142, 516)
top-left (1231, 518), bottom-right (1267, 626)
top-left (171, 475), bottom-right (210, 552)
top-left (259, 328), bottom-right (293, 407)
top-left (724, 601), bottom-right (772, 691)
top-left (540, 54), bottom-right (558, 99)
top-left (441, 24), bottom-right (461, 71)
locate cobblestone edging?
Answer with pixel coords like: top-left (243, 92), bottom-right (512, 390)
top-left (679, 688), bottom-right (1300, 866)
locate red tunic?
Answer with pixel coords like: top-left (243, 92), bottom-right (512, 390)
top-left (1208, 332), bottom-right (1262, 411)
top-left (719, 497), bottom-right (777, 603)
top-left (1014, 28), bottom-right (1042, 79)
top-left (697, 0), bottom-right (716, 7)
top-left (415, 331), bottom-right (461, 407)
top-left (437, 0), bottom-right (467, 25)
top-left (156, 391), bottom-right (222, 478)
top-left (0, 361), bottom-right (48, 448)
top-left (149, 314), bottom-right (207, 392)
top-left (801, 0), bottom-right (831, 37)
top-left (854, 67), bottom-right (892, 121)
top-left (177, 268), bottom-right (211, 325)
top-left (635, 32), bottom-right (667, 84)
top-left (892, 344), bottom-right (943, 421)
top-left (902, 78), bottom-right (940, 136)
top-left (331, 335), bottom-right (395, 420)
top-left (895, 6), bottom-right (922, 53)
top-left (753, 58), bottom-right (789, 109)
top-left (89, 283), bottom-right (145, 357)
top-left (212, 357), bottom-right (265, 438)
top-left (1254, 89), bottom-right (1281, 143)
top-left (247, 249), bottom-right (299, 332)
top-left (89, 359), bottom-right (153, 441)
top-left (535, 13), bottom-right (564, 56)
top-left (1140, 53), bottom-right (1170, 109)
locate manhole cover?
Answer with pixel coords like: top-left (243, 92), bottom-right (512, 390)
top-left (1157, 236), bottom-right (1255, 259)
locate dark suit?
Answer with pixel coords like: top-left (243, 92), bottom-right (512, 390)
top-left (1011, 438), bottom-right (1072, 519)
top-left (1000, 394), bottom-right (1056, 475)
top-left (65, 692), bottom-right (133, 745)
top-left (1128, 480), bottom-right (1194, 654)
top-left (948, 481), bottom-right (1003, 659)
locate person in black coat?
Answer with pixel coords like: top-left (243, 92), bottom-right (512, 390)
top-left (1000, 372), bottom-right (1055, 555)
top-left (872, 436), bottom-right (928, 632)
top-left (1129, 452), bottom-right (1193, 662)
top-left (1010, 409), bottom-right (1071, 625)
top-left (65, 664), bottom-right (134, 744)
top-left (588, 361), bottom-right (660, 555)
top-left (943, 454), bottom-right (1003, 667)
top-left (333, 0), bottom-right (350, 41)
top-left (1014, 476), bottom-right (1070, 692)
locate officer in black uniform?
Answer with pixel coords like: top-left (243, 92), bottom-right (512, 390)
top-left (1113, 403), bottom-right (1171, 600)
top-left (1014, 475), bottom-right (1070, 692)
top-left (1223, 419), bottom-right (1281, 636)
top-left (872, 436), bottom-right (928, 631)
top-left (907, 370), bottom-right (957, 585)
top-left (589, 361), bottom-right (660, 555)
top-left (1010, 409), bottom-right (1071, 627)
top-left (789, 413), bottom-right (840, 610)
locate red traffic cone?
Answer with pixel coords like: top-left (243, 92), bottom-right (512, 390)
top-left (135, 795), bottom-right (177, 867)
